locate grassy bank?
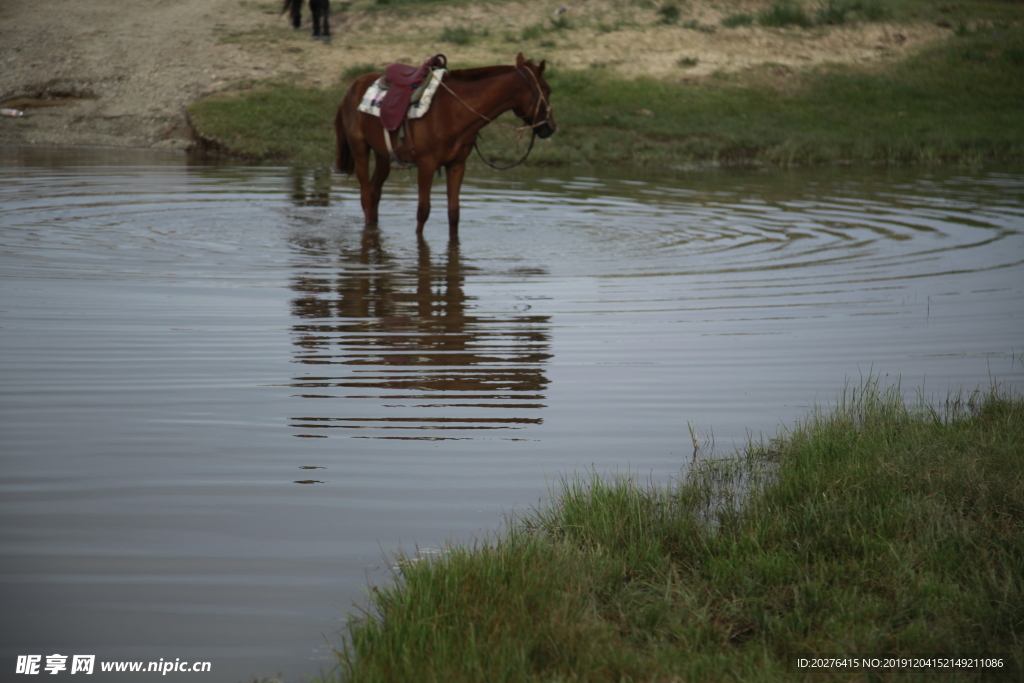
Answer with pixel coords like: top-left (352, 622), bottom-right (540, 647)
top-left (324, 380), bottom-right (1023, 681)
top-left (545, 23), bottom-right (1024, 167)
top-left (187, 4), bottom-right (1024, 168)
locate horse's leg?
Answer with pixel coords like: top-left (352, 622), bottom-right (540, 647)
top-left (287, 0), bottom-right (301, 29)
top-left (354, 150), bottom-right (387, 227)
top-left (352, 153), bottom-right (374, 227)
top-left (415, 162), bottom-right (437, 236)
top-left (365, 150), bottom-right (390, 226)
top-left (345, 121), bottom-right (378, 226)
top-left (444, 161), bottom-right (467, 239)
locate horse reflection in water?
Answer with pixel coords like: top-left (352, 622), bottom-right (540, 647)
top-left (286, 227), bottom-right (552, 440)
top-left (335, 53), bottom-right (555, 238)
top-left (287, 167), bottom-right (332, 207)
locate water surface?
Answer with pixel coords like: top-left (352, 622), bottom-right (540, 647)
top-left (2, 147), bottom-right (1022, 681)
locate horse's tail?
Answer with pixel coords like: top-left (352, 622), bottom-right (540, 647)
top-left (334, 106), bottom-right (354, 175)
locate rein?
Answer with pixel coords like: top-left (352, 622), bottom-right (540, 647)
top-left (473, 128), bottom-right (537, 171)
top-left (437, 65), bottom-right (551, 170)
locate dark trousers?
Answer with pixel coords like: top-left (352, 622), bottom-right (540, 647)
top-left (289, 1), bottom-right (330, 37)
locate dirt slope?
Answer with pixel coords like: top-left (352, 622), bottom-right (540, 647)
top-left (0, 0), bottom-right (947, 151)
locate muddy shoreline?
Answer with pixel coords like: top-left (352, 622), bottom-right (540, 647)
top-left (1, 0), bottom-right (944, 156)
top-left (0, 0), bottom-right (284, 151)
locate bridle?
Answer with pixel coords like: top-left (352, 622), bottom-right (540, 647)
top-left (513, 64), bottom-right (553, 134)
top-left (437, 63), bottom-right (553, 170)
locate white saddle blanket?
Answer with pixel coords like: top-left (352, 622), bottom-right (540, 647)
top-left (357, 69), bottom-right (447, 121)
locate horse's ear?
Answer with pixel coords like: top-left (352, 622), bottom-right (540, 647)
top-left (516, 52), bottom-right (526, 68)
top-left (538, 59), bottom-right (547, 76)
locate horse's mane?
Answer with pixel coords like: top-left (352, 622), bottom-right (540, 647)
top-left (447, 65), bottom-right (517, 81)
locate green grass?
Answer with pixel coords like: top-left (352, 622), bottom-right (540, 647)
top-left (721, 0), bottom-right (891, 29)
top-left (186, 82), bottom-right (346, 163)
top-left (721, 12), bottom-right (755, 28)
top-left (323, 379), bottom-right (1024, 681)
top-left (816, 0), bottom-right (855, 26)
top-left (187, 17), bottom-right (1024, 167)
top-left (440, 25), bottom-right (475, 45)
top-left (657, 2), bottom-right (682, 25)
top-left (535, 21), bottom-right (1024, 167)
top-left (814, 0), bottom-right (891, 25)
top-left (758, 1), bottom-right (814, 28)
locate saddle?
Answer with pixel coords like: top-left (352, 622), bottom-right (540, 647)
top-left (379, 54), bottom-right (447, 132)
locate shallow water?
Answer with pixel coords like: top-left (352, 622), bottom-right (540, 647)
top-left (2, 147), bottom-right (1022, 682)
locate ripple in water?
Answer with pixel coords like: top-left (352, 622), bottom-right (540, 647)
top-left (1, 150), bottom-right (1022, 683)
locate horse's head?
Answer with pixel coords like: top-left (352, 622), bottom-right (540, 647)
top-left (514, 53), bottom-right (556, 139)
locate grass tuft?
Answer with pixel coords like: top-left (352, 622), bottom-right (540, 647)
top-left (549, 15), bottom-right (571, 31)
top-left (440, 25), bottom-right (474, 45)
top-left (722, 12), bottom-right (755, 28)
top-left (339, 63), bottom-right (379, 83)
top-left (816, 0), bottom-right (853, 25)
top-left (657, 3), bottom-right (681, 25)
top-left (724, 0), bottom-right (889, 29)
top-left (758, 1), bottom-right (814, 28)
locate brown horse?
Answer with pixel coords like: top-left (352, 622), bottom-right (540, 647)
top-left (334, 53), bottom-right (556, 238)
